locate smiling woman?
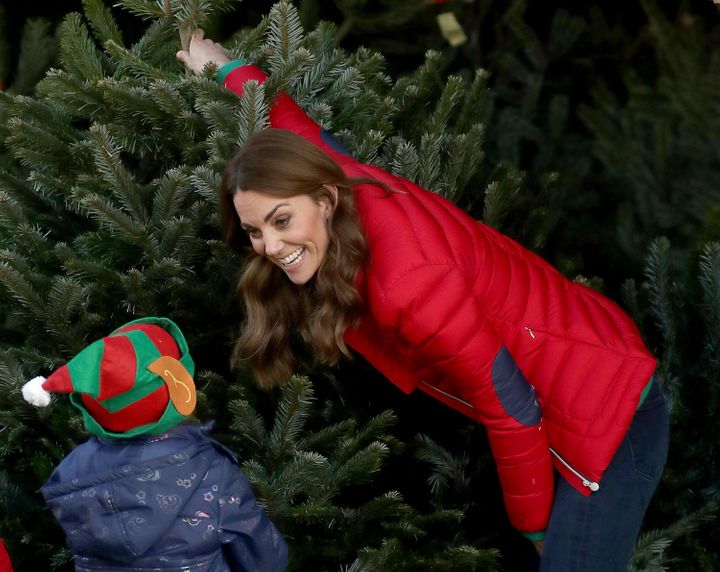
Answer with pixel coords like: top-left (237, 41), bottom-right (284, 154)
top-left (178, 29), bottom-right (669, 572)
top-left (218, 127), bottom-right (387, 387)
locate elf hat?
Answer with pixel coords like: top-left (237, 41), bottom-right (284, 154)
top-left (21, 317), bottom-right (196, 439)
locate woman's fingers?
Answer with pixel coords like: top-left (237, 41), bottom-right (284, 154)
top-left (177, 29), bottom-right (230, 74)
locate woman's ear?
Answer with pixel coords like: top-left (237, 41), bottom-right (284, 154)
top-left (320, 184), bottom-right (339, 217)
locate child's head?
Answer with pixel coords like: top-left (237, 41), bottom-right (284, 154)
top-left (22, 317), bottom-right (196, 439)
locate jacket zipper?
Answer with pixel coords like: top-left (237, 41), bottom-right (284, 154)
top-left (420, 381), bottom-right (474, 409)
top-left (549, 447), bottom-right (599, 492)
top-left (422, 383), bottom-right (600, 493)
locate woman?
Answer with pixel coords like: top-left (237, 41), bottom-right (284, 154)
top-left (178, 30), bottom-right (669, 571)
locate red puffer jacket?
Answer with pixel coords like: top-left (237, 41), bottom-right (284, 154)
top-left (222, 64), bottom-right (657, 534)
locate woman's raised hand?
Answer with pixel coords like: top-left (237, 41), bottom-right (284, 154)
top-left (176, 29), bottom-right (231, 75)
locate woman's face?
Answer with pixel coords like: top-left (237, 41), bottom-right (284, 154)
top-left (233, 189), bottom-right (333, 285)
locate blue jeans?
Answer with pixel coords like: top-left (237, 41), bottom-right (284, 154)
top-left (539, 380), bottom-right (669, 571)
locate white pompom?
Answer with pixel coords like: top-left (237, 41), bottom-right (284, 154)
top-left (22, 376), bottom-right (51, 407)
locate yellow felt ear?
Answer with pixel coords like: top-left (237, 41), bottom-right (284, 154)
top-left (147, 356), bottom-right (197, 416)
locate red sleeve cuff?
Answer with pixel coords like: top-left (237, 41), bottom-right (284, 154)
top-left (215, 60), bottom-right (247, 84)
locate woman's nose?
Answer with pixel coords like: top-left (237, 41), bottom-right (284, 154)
top-left (264, 233), bottom-right (283, 257)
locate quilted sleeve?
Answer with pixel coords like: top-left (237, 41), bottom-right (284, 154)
top-left (377, 263), bottom-right (555, 533)
top-left (221, 64), bottom-right (349, 160)
top-left (218, 461), bottom-right (288, 572)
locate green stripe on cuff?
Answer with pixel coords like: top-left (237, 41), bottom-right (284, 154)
top-left (215, 60), bottom-right (247, 84)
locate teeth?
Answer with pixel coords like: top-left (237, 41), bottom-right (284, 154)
top-left (280, 248), bottom-right (303, 266)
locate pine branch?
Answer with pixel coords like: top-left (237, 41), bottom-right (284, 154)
top-left (128, 18), bottom-right (179, 72)
top-left (150, 168), bottom-right (191, 223)
top-left (87, 123), bottom-right (148, 221)
top-left (3, 97), bottom-right (81, 174)
top-left (118, 267), bottom-right (156, 315)
top-left (698, 242), bottom-right (720, 360)
top-left (417, 132), bottom-right (445, 192)
top-left (236, 80), bottom-right (270, 144)
top-left (390, 50), bottom-right (444, 112)
top-left (104, 40), bottom-right (167, 81)
top-left (72, 187), bottom-right (146, 242)
top-left (169, 0), bottom-right (239, 36)
top-left (296, 418), bottom-right (357, 452)
top-left (351, 129), bottom-right (385, 165)
top-left (35, 69), bottom-right (107, 119)
top-left (189, 166), bottom-right (220, 203)
top-left (43, 277), bottom-right (92, 350)
top-left (0, 261), bottom-right (46, 321)
top-left (628, 502), bottom-right (717, 571)
top-left (329, 441), bottom-right (389, 488)
top-left (148, 79), bottom-right (193, 123)
top-left (0, 192), bottom-right (24, 231)
top-left (13, 19), bottom-right (57, 96)
top-left (225, 14), bottom-right (269, 62)
top-left (228, 398), bottom-right (269, 455)
top-left (267, 375), bottom-right (314, 458)
top-left (58, 13), bottom-right (106, 82)
top-left (263, 46), bottom-right (315, 101)
top-left (482, 163), bottom-right (524, 230)
top-left (115, 0), bottom-right (168, 20)
top-left (348, 46), bottom-right (389, 85)
top-left (442, 125), bottom-right (485, 203)
top-left (644, 237), bottom-right (679, 374)
top-left (427, 75), bottom-right (466, 137)
top-left (57, 242), bottom-right (125, 286)
top-left (353, 410), bottom-right (397, 447)
top-left (305, 100), bottom-right (334, 129)
top-left (266, 1), bottom-right (306, 68)
top-left (415, 434), bottom-right (470, 497)
top-left (82, 0), bottom-right (124, 48)
top-left (389, 138), bottom-right (420, 183)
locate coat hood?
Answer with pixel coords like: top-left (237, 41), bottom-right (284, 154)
top-left (41, 424), bottom-right (222, 562)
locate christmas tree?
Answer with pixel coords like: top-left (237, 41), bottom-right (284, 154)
top-left (0, 1), bottom-right (508, 569)
top-left (1, 0), bottom-right (718, 569)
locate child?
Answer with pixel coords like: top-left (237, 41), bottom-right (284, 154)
top-left (22, 316), bottom-right (288, 571)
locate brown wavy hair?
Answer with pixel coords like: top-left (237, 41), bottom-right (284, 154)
top-left (220, 128), bottom-right (384, 389)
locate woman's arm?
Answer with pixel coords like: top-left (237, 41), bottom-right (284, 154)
top-left (177, 30), bottom-right (354, 163)
top-left (377, 263), bottom-right (555, 534)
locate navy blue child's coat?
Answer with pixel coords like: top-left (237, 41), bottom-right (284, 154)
top-left (42, 423), bottom-right (287, 571)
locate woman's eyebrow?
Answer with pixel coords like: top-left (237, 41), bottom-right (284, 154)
top-left (264, 203), bottom-right (289, 222)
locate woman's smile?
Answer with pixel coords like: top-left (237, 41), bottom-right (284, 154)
top-left (279, 247), bottom-right (305, 267)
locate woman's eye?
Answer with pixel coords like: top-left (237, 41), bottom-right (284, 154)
top-left (275, 216), bottom-right (290, 228)
top-left (246, 228), bottom-right (261, 239)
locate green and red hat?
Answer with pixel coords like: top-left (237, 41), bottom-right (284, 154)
top-left (22, 317), bottom-right (196, 439)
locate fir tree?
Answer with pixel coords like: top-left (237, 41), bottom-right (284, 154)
top-left (617, 237), bottom-right (720, 570)
top-left (0, 1), bottom-right (505, 569)
top-left (2, 0), bottom-right (717, 568)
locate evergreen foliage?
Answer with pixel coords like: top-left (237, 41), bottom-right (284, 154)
top-left (0, 1), bottom-right (503, 569)
top-left (0, 0), bottom-right (718, 569)
top-left (321, 0), bottom-right (719, 286)
top-left (621, 237), bottom-right (720, 570)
